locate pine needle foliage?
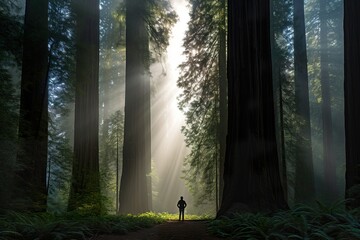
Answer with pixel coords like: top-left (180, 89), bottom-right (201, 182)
top-left (178, 0), bottom-right (225, 207)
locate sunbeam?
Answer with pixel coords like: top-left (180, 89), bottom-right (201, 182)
top-left (150, 0), bottom-right (194, 214)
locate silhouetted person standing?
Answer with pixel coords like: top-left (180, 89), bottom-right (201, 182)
top-left (177, 196), bottom-right (187, 221)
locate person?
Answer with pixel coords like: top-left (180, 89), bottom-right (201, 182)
top-left (177, 196), bottom-right (187, 221)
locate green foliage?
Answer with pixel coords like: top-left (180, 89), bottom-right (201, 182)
top-left (99, 110), bottom-right (124, 213)
top-left (146, 0), bottom-right (177, 59)
top-left (47, 0), bottom-right (76, 214)
top-left (178, 0), bottom-right (225, 207)
top-left (209, 202), bottom-right (360, 239)
top-left (305, 0), bottom-right (344, 203)
top-left (0, 212), bottom-right (210, 239)
top-left (114, 0), bottom-right (177, 62)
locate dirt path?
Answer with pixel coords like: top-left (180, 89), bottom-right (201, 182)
top-left (92, 220), bottom-right (225, 240)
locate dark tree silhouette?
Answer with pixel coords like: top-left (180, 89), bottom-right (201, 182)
top-left (293, 0), bottom-right (315, 204)
top-left (13, 0), bottom-right (49, 211)
top-left (218, 0), bottom-right (287, 215)
top-left (68, 0), bottom-right (101, 212)
top-left (344, 0), bottom-right (360, 209)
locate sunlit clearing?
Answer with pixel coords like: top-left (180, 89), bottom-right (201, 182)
top-left (150, 0), bottom-right (198, 214)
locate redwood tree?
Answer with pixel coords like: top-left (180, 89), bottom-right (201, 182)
top-left (344, 0), bottom-right (360, 209)
top-left (293, 0), bottom-right (315, 205)
top-left (14, 0), bottom-right (49, 211)
top-left (119, 0), bottom-right (151, 214)
top-left (320, 0), bottom-right (337, 202)
top-left (68, 0), bottom-right (101, 212)
top-left (218, 0), bottom-right (287, 215)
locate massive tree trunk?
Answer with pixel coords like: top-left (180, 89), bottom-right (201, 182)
top-left (68, 0), bottom-right (101, 212)
top-left (14, 0), bottom-right (48, 212)
top-left (344, 0), bottom-right (360, 209)
top-left (218, 0), bottom-right (227, 209)
top-left (218, 0), bottom-right (287, 216)
top-left (293, 0), bottom-right (315, 204)
top-left (320, 0), bottom-right (337, 202)
top-left (119, 0), bottom-right (151, 214)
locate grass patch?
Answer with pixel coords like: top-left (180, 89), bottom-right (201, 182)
top-left (208, 202), bottom-right (360, 239)
top-left (154, 212), bottom-right (212, 221)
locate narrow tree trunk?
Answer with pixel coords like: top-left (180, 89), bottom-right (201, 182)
top-left (68, 0), bottom-right (101, 212)
top-left (320, 0), bottom-right (337, 202)
top-left (119, 0), bottom-right (150, 214)
top-left (218, 0), bottom-right (287, 216)
top-left (344, 0), bottom-right (360, 209)
top-left (218, 0), bottom-right (227, 208)
top-left (278, 72), bottom-right (288, 201)
top-left (270, 0), bottom-right (288, 203)
top-left (14, 0), bottom-right (48, 212)
top-left (293, 0), bottom-right (315, 204)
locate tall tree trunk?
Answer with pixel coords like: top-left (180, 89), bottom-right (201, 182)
top-left (119, 0), bottom-right (151, 214)
top-left (218, 0), bottom-right (287, 216)
top-left (14, 0), bottom-right (48, 212)
top-left (68, 0), bottom-right (101, 212)
top-left (344, 0), bottom-right (360, 209)
top-left (320, 0), bottom-right (337, 202)
top-left (293, 0), bottom-right (315, 204)
top-left (270, 0), bottom-right (289, 203)
top-left (218, 0), bottom-right (227, 208)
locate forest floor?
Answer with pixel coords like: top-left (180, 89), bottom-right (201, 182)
top-left (92, 220), bottom-right (225, 240)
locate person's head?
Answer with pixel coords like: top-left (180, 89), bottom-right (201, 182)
top-left (180, 196), bottom-right (183, 200)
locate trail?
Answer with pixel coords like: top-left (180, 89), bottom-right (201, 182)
top-left (93, 220), bottom-right (225, 240)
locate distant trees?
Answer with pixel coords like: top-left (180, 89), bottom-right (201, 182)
top-left (68, 0), bottom-right (101, 212)
top-left (270, 0), bottom-right (344, 206)
top-left (119, 0), bottom-right (176, 214)
top-left (319, 0), bottom-right (337, 202)
top-left (98, 0), bottom-right (124, 213)
top-left (178, 0), bottom-right (227, 210)
top-left (271, 0), bottom-right (293, 203)
top-left (293, 0), bottom-right (315, 204)
top-left (13, 0), bottom-right (49, 211)
top-left (218, 0), bottom-right (287, 215)
top-left (306, 0), bottom-right (344, 203)
top-left (46, 0), bottom-right (75, 212)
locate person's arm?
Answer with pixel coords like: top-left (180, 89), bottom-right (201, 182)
top-left (184, 201), bottom-right (187, 208)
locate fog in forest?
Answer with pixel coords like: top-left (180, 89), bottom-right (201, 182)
top-left (1, 0), bottom-right (351, 221)
top-left (150, 0), bottom-right (193, 213)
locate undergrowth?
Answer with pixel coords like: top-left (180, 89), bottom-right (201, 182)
top-left (208, 201), bottom-right (360, 239)
top-left (0, 211), bottom-right (210, 240)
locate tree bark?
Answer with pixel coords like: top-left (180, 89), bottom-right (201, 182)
top-left (68, 0), bottom-right (101, 212)
top-left (218, 0), bottom-right (227, 208)
top-left (344, 0), bottom-right (360, 209)
top-left (119, 0), bottom-right (151, 214)
top-left (320, 0), bottom-right (337, 202)
top-left (218, 0), bottom-right (287, 216)
top-left (293, 0), bottom-right (315, 205)
top-left (14, 0), bottom-right (48, 212)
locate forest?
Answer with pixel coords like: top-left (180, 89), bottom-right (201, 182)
top-left (0, 0), bottom-right (360, 239)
